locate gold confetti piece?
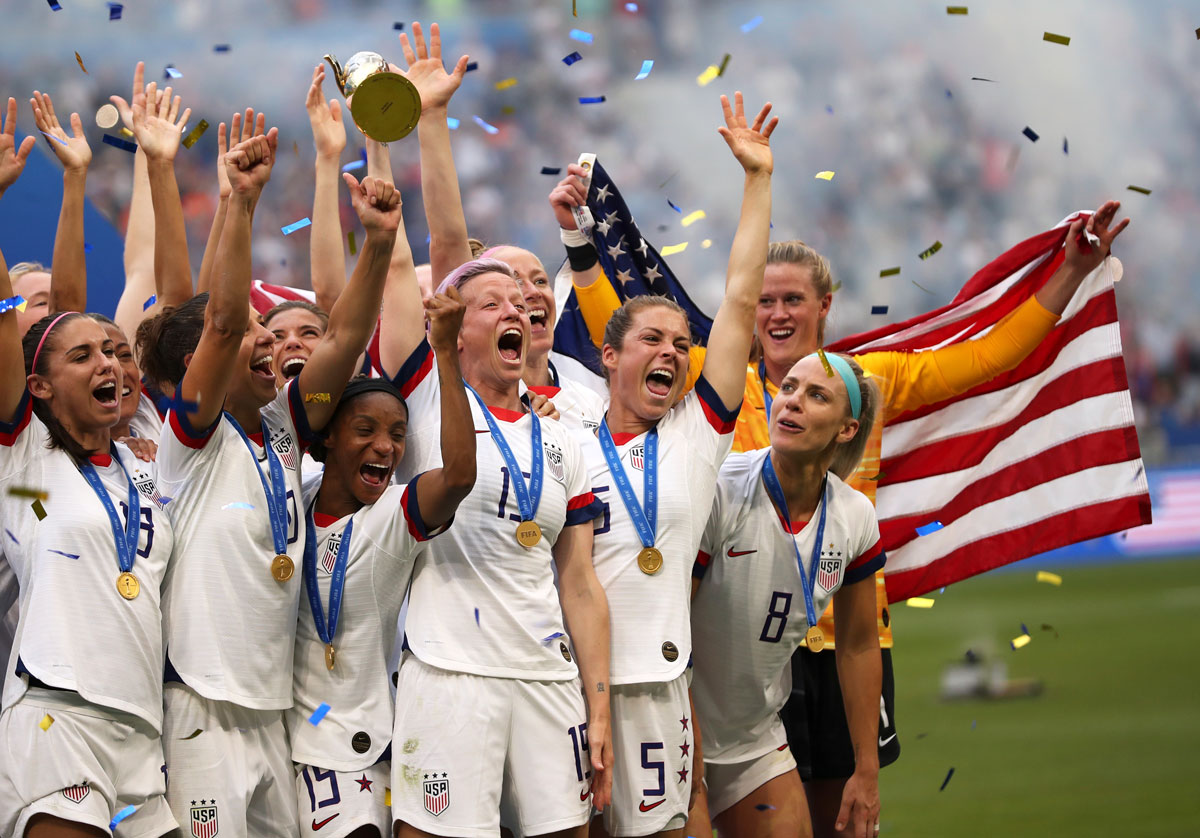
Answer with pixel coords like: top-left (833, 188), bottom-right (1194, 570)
top-left (660, 242), bottom-right (688, 256)
top-left (501, 105), bottom-right (516, 116)
top-left (181, 119), bottom-right (209, 150)
top-left (906, 597), bottom-right (936, 608)
top-left (9, 487), bottom-right (49, 501)
top-left (918, 241), bottom-right (943, 260)
top-left (830, 280), bottom-right (843, 293)
top-left (31, 500), bottom-right (47, 521)
top-left (75, 51), bottom-right (88, 73)
top-left (495, 78), bottom-right (518, 90)
top-left (347, 230), bottom-right (357, 255)
top-left (119, 127), bottom-right (134, 139)
top-left (293, 141), bottom-right (300, 156)
top-left (680, 210), bottom-right (706, 227)
top-left (717, 53), bottom-right (731, 77)
top-left (304, 392), bottom-right (332, 403)
top-left (1036, 571), bottom-right (1062, 586)
top-left (1011, 633), bottom-right (1032, 649)
top-left (814, 171), bottom-right (835, 181)
top-left (182, 728), bottom-right (203, 740)
top-left (39, 713), bottom-right (54, 731)
top-left (1126, 185), bottom-right (1151, 195)
top-left (701, 239), bottom-right (712, 249)
top-left (697, 65), bottom-right (720, 86)
top-left (1043, 31), bottom-right (1070, 45)
top-left (946, 5), bottom-right (968, 12)
top-left (95, 103), bottom-right (119, 129)
top-left (572, 0), bottom-right (577, 16)
top-left (817, 347), bottom-right (834, 377)
top-left (880, 266), bottom-right (901, 277)
top-left (385, 788), bottom-right (392, 807)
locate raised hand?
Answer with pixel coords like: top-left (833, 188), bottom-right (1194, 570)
top-left (1064, 200), bottom-right (1131, 276)
top-left (548, 164), bottom-right (590, 230)
top-left (717, 92), bottom-right (777, 176)
top-left (305, 65), bottom-right (346, 159)
top-left (30, 91), bottom-right (91, 172)
top-left (397, 21), bottom-right (470, 113)
top-left (425, 285), bottom-right (466, 353)
top-left (342, 173), bottom-right (402, 235)
top-left (215, 120), bottom-right (231, 199)
top-left (224, 128), bottom-right (279, 199)
top-left (111, 62), bottom-right (192, 162)
top-left (0, 97), bottom-right (35, 196)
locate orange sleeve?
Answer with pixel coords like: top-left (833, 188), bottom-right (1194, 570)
top-left (573, 274), bottom-right (623, 349)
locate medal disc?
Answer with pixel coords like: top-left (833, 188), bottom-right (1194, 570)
top-left (271, 554), bottom-right (295, 582)
top-left (325, 643), bottom-right (336, 671)
top-left (515, 521), bottom-right (543, 548)
top-left (805, 625), bottom-right (825, 652)
top-left (637, 546), bottom-right (663, 575)
top-left (116, 571), bottom-right (140, 600)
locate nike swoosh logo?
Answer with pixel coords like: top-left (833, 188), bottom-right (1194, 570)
top-left (581, 787), bottom-right (591, 801)
top-left (878, 733), bottom-right (897, 747)
top-left (727, 548), bottom-right (757, 557)
top-left (312, 814), bottom-right (340, 830)
top-left (639, 799), bottom-right (665, 812)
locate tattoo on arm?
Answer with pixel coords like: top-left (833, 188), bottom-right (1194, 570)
top-left (596, 683), bottom-right (605, 692)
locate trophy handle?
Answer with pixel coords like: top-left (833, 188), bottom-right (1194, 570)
top-left (323, 54), bottom-right (346, 93)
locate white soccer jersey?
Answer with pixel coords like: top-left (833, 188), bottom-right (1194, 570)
top-left (157, 380), bottom-right (315, 709)
top-left (128, 387), bottom-right (164, 440)
top-left (690, 450), bottom-right (885, 763)
top-left (0, 393), bottom-right (174, 729)
top-left (574, 376), bottom-right (738, 685)
top-left (289, 477), bottom-right (444, 771)
top-left (391, 340), bottom-right (601, 679)
top-left (0, 557), bottom-right (16, 693)
top-left (523, 358), bottom-right (607, 433)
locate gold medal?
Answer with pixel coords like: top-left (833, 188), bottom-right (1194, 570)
top-left (271, 554), bottom-right (294, 582)
top-left (325, 643), bottom-right (336, 671)
top-left (805, 625), bottom-right (825, 652)
top-left (116, 571), bottom-right (140, 600)
top-left (515, 521), bottom-right (542, 548)
top-left (637, 546), bottom-right (663, 575)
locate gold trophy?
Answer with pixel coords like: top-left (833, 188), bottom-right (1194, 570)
top-left (324, 52), bottom-right (421, 142)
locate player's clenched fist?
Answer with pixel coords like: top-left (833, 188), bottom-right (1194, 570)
top-left (425, 285), bottom-right (466, 352)
top-left (343, 174), bottom-right (402, 234)
top-left (224, 128), bottom-right (279, 199)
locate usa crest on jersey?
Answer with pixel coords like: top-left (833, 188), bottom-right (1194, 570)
top-left (269, 427), bottom-right (299, 471)
top-left (816, 545), bottom-right (843, 592)
top-left (423, 773), bottom-right (449, 817)
top-left (134, 473), bottom-right (165, 506)
top-left (320, 532), bottom-right (343, 575)
top-left (544, 442), bottom-right (565, 482)
top-left (628, 443), bottom-right (645, 471)
top-left (60, 783), bottom-right (89, 803)
top-left (190, 800), bottom-right (219, 838)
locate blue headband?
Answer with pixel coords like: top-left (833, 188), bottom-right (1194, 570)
top-left (805, 351), bottom-right (861, 420)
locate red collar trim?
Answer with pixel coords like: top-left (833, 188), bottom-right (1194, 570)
top-left (247, 430), bottom-right (265, 446)
top-left (775, 510), bottom-right (808, 534)
top-left (313, 511), bottom-right (340, 527)
top-left (610, 432), bottom-right (640, 445)
top-left (487, 405), bottom-right (526, 422)
top-left (88, 453), bottom-right (113, 468)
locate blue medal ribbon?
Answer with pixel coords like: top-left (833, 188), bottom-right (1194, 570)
top-left (759, 357), bottom-right (774, 418)
top-left (598, 419), bottom-right (658, 549)
top-left (225, 413), bottom-right (290, 556)
top-left (303, 501), bottom-right (354, 649)
top-left (466, 385), bottom-right (543, 523)
top-left (760, 454), bottom-right (828, 632)
top-left (78, 443), bottom-right (140, 576)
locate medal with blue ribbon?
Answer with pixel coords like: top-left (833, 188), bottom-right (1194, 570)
top-left (79, 444), bottom-right (142, 600)
top-left (760, 453), bottom-right (829, 651)
top-left (466, 385), bottom-right (545, 548)
top-left (226, 413), bottom-right (294, 581)
top-left (303, 501), bottom-right (354, 670)
top-left (598, 419), bottom-right (662, 575)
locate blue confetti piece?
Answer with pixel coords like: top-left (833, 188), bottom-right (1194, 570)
top-left (308, 702), bottom-right (331, 726)
top-left (542, 631), bottom-right (565, 644)
top-left (341, 159), bottom-right (366, 172)
top-left (474, 607), bottom-right (480, 626)
top-left (625, 2), bottom-right (638, 10)
top-left (1022, 126), bottom-right (1039, 142)
top-left (825, 105), bottom-right (834, 114)
top-left (4, 529), bottom-right (17, 544)
top-left (939, 767), bottom-right (955, 791)
top-left (667, 199), bottom-right (682, 213)
top-left (541, 166), bottom-right (561, 175)
top-left (222, 502), bottom-right (255, 511)
top-left (107, 2), bottom-right (122, 20)
top-left (48, 549), bottom-right (80, 560)
top-left (393, 22), bottom-right (404, 30)
top-left (1020, 622), bottom-right (1029, 636)
top-left (755, 804), bottom-right (776, 811)
top-left (213, 44), bottom-right (230, 53)
top-left (635, 60), bottom-right (654, 80)
top-left (578, 96), bottom-right (606, 104)
top-left (465, 61), bottom-right (478, 72)
top-left (915, 521), bottom-right (944, 536)
top-left (562, 51), bottom-right (583, 66)
top-left (102, 134), bottom-right (137, 153)
top-left (281, 218), bottom-right (312, 236)
top-left (109, 805), bottom-right (136, 830)
top-left (1062, 137), bottom-right (1069, 154)
top-left (946, 88), bottom-right (953, 98)
top-left (158, 497), bottom-right (172, 506)
top-left (83, 242), bottom-right (93, 253)
top-left (446, 116), bottom-right (460, 130)
top-left (871, 305), bottom-right (889, 315)
top-left (473, 116), bottom-right (499, 135)
top-left (740, 15), bottom-right (763, 33)
top-left (569, 29), bottom-right (594, 44)
top-left (47, 0), bottom-right (62, 10)
top-left (143, 294), bottom-right (157, 310)
top-left (0, 295), bottom-right (25, 314)
top-left (41, 131), bottom-right (68, 147)
top-left (164, 65), bottom-right (183, 80)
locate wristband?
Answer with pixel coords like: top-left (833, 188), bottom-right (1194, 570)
top-left (559, 227), bottom-right (591, 248)
top-left (565, 243), bottom-right (599, 273)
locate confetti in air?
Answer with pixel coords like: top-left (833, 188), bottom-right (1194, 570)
top-left (880, 267), bottom-right (901, 277)
top-left (540, 166), bottom-right (562, 175)
top-left (871, 305), bottom-right (889, 315)
top-left (562, 51), bottom-right (583, 66)
top-left (473, 116), bottom-right (498, 134)
top-left (741, 15), bottom-right (763, 32)
top-left (1022, 126), bottom-right (1039, 142)
top-left (906, 597), bottom-right (936, 608)
top-left (569, 29), bottom-right (594, 44)
top-left (660, 242), bottom-right (688, 256)
top-left (578, 96), bottom-right (606, 104)
top-left (635, 60), bottom-right (655, 80)
top-left (164, 65), bottom-right (182, 79)
top-left (102, 134), bottom-right (137, 153)
top-left (940, 767), bottom-right (956, 791)
top-left (814, 171), bottom-right (835, 180)
top-left (281, 218), bottom-right (312, 235)
top-left (680, 210), bottom-right (706, 227)
top-left (915, 521), bottom-right (944, 536)
top-left (1043, 31), bottom-right (1070, 45)
top-left (1011, 633), bottom-right (1032, 650)
top-left (1036, 571), bottom-right (1062, 586)
top-left (309, 702), bottom-right (331, 725)
top-left (918, 241), bottom-right (943, 260)
top-left (107, 2), bottom-right (122, 20)
top-left (182, 119), bottom-right (209, 149)
top-left (32, 500), bottom-right (47, 521)
top-left (347, 231), bottom-right (356, 255)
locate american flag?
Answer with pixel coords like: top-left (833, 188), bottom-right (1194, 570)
top-left (553, 159), bottom-right (714, 378)
top-left (1118, 470), bottom-right (1200, 553)
top-left (827, 213), bottom-right (1152, 601)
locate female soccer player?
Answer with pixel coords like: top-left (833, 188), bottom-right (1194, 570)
top-left (691, 352), bottom-right (883, 838)
top-left (0, 122), bottom-right (177, 835)
top-left (133, 88), bottom-right (402, 831)
top-left (290, 288), bottom-right (476, 838)
top-left (548, 92), bottom-right (774, 838)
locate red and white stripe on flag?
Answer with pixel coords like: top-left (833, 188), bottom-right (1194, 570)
top-left (828, 212), bottom-right (1152, 603)
top-left (249, 280), bottom-right (317, 316)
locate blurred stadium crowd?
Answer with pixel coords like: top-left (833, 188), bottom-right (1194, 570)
top-left (3, 0), bottom-right (1198, 463)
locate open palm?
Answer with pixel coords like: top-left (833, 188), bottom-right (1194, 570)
top-left (0, 97), bottom-right (36, 194)
top-left (111, 62), bottom-right (191, 162)
top-left (30, 91), bottom-right (90, 171)
top-left (397, 21), bottom-right (469, 112)
top-left (718, 92), bottom-right (777, 176)
top-left (306, 65), bottom-right (346, 158)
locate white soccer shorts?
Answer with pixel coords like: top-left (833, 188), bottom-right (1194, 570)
top-left (705, 742), bottom-right (797, 817)
top-left (296, 761), bottom-right (390, 838)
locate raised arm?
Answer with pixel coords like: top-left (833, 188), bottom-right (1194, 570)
top-left (295, 174), bottom-right (400, 431)
top-left (0, 97), bottom-right (36, 417)
top-left (196, 115), bottom-right (240, 296)
top-left (399, 21), bottom-right (472, 284)
top-left (414, 286), bottom-right (476, 524)
top-left (30, 90), bottom-right (91, 315)
top-left (178, 126), bottom-right (278, 430)
top-left (700, 92), bottom-right (776, 409)
top-left (113, 144), bottom-right (155, 338)
top-left (306, 65), bottom-right (348, 314)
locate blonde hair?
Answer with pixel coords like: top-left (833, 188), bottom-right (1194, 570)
top-left (766, 241), bottom-right (835, 345)
top-left (9, 261), bottom-right (49, 283)
top-left (827, 354), bottom-right (880, 480)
